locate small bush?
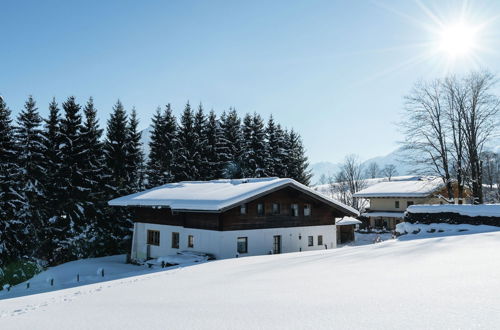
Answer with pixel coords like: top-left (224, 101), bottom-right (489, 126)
top-left (0, 260), bottom-right (44, 290)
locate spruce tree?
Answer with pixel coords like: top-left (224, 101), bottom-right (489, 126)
top-left (219, 108), bottom-right (243, 178)
top-left (40, 98), bottom-right (63, 262)
top-left (204, 110), bottom-right (221, 180)
top-left (104, 100), bottom-right (129, 196)
top-left (79, 97), bottom-right (106, 257)
top-left (240, 113), bottom-right (254, 177)
top-left (241, 113), bottom-right (267, 177)
top-left (174, 102), bottom-right (198, 181)
top-left (56, 96), bottom-right (86, 262)
top-left (0, 97), bottom-right (24, 266)
top-left (193, 104), bottom-right (210, 180)
top-left (147, 105), bottom-right (176, 187)
top-left (285, 129), bottom-right (312, 185)
top-left (125, 108), bottom-right (145, 192)
top-left (266, 116), bottom-right (288, 177)
top-left (103, 100), bottom-right (133, 253)
top-left (15, 96), bottom-right (46, 258)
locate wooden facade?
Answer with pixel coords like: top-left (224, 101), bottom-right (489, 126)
top-left (132, 186), bottom-right (346, 231)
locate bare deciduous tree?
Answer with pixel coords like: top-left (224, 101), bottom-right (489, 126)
top-left (401, 79), bottom-right (455, 199)
top-left (332, 155), bottom-right (367, 211)
top-left (382, 164), bottom-right (398, 181)
top-left (461, 72), bottom-right (499, 203)
top-left (400, 71), bottom-right (500, 204)
top-left (365, 162), bottom-right (380, 179)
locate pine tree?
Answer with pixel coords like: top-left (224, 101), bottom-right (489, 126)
top-left (285, 129), bottom-right (312, 185)
top-left (40, 98), bottom-right (63, 262)
top-left (15, 96), bottom-right (46, 258)
top-left (266, 116), bottom-right (288, 177)
top-left (125, 108), bottom-right (145, 192)
top-left (104, 100), bottom-right (129, 196)
top-left (55, 96), bottom-right (87, 262)
top-left (193, 104), bottom-right (210, 180)
top-left (240, 114), bottom-right (253, 177)
top-left (173, 102), bottom-right (198, 181)
top-left (274, 124), bottom-right (289, 177)
top-left (250, 113), bottom-right (267, 177)
top-left (0, 97), bottom-right (24, 266)
top-left (219, 108), bottom-right (243, 178)
top-left (103, 100), bottom-right (133, 254)
top-left (204, 110), bottom-right (221, 180)
top-left (147, 105), bottom-right (176, 187)
top-left (79, 97), bottom-right (106, 257)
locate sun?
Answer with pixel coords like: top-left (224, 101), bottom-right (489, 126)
top-left (438, 22), bottom-right (478, 58)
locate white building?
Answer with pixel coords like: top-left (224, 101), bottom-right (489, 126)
top-left (108, 177), bottom-right (359, 261)
top-left (353, 176), bottom-right (460, 230)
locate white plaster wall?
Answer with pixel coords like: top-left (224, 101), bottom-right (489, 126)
top-left (132, 223), bottom-right (337, 260)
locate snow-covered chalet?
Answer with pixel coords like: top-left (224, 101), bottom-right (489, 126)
top-left (353, 176), bottom-right (467, 230)
top-left (108, 177), bottom-right (359, 261)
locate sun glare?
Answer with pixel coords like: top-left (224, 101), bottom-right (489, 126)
top-left (438, 22), bottom-right (477, 58)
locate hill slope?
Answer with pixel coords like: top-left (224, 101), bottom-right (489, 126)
top-left (1, 231), bottom-right (500, 329)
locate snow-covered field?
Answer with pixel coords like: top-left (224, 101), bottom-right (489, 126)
top-left (2, 228), bottom-right (500, 329)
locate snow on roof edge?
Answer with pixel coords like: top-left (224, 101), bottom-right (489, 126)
top-left (108, 178), bottom-right (359, 217)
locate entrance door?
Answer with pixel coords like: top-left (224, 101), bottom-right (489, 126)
top-left (273, 235), bottom-right (281, 254)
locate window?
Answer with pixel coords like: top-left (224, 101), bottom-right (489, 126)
top-left (257, 203), bottom-right (264, 216)
top-left (395, 201), bottom-right (400, 209)
top-left (308, 236), bottom-right (313, 247)
top-left (188, 235), bottom-right (194, 248)
top-left (147, 230), bottom-right (160, 246)
top-left (273, 235), bottom-right (281, 254)
top-left (240, 204), bottom-right (247, 215)
top-left (318, 235), bottom-right (323, 246)
top-left (304, 204), bottom-right (311, 216)
top-left (272, 203), bottom-right (280, 215)
top-left (171, 232), bottom-right (179, 249)
top-left (407, 201), bottom-right (414, 207)
top-left (237, 237), bottom-right (248, 254)
top-left (291, 204), bottom-right (299, 217)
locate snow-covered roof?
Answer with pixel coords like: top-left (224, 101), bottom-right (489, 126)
top-left (406, 204), bottom-right (500, 217)
top-left (336, 216), bottom-right (362, 226)
top-left (361, 212), bottom-right (405, 219)
top-left (108, 177), bottom-right (359, 216)
top-left (353, 177), bottom-right (444, 198)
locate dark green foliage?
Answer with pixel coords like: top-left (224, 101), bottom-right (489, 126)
top-left (146, 105), bottom-right (177, 187)
top-left (103, 100), bottom-right (133, 254)
top-left (266, 116), bottom-right (288, 177)
top-left (15, 96), bottom-right (46, 258)
top-left (104, 100), bottom-right (129, 196)
top-left (219, 109), bottom-right (243, 178)
top-left (241, 113), bottom-right (267, 177)
top-left (173, 102), bottom-right (198, 181)
top-left (40, 98), bottom-right (63, 262)
top-left (0, 259), bottom-right (44, 290)
top-left (125, 108), bottom-right (145, 193)
top-left (53, 96), bottom-right (87, 263)
top-left (0, 97), bottom-right (23, 267)
top-left (0, 94), bottom-right (312, 273)
top-left (193, 104), bottom-right (210, 180)
top-left (284, 129), bottom-right (312, 185)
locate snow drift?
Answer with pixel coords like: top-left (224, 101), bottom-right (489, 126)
top-left (2, 230), bottom-right (500, 329)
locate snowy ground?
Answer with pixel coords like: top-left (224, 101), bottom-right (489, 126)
top-left (2, 227), bottom-right (500, 329)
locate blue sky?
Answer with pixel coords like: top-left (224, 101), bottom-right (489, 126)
top-left (2, 0), bottom-right (500, 163)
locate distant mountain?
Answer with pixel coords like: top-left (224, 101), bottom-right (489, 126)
top-left (309, 147), bottom-right (414, 185)
top-left (310, 141), bottom-right (500, 185)
top-left (308, 162), bottom-right (342, 184)
top-left (360, 147), bottom-right (414, 177)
